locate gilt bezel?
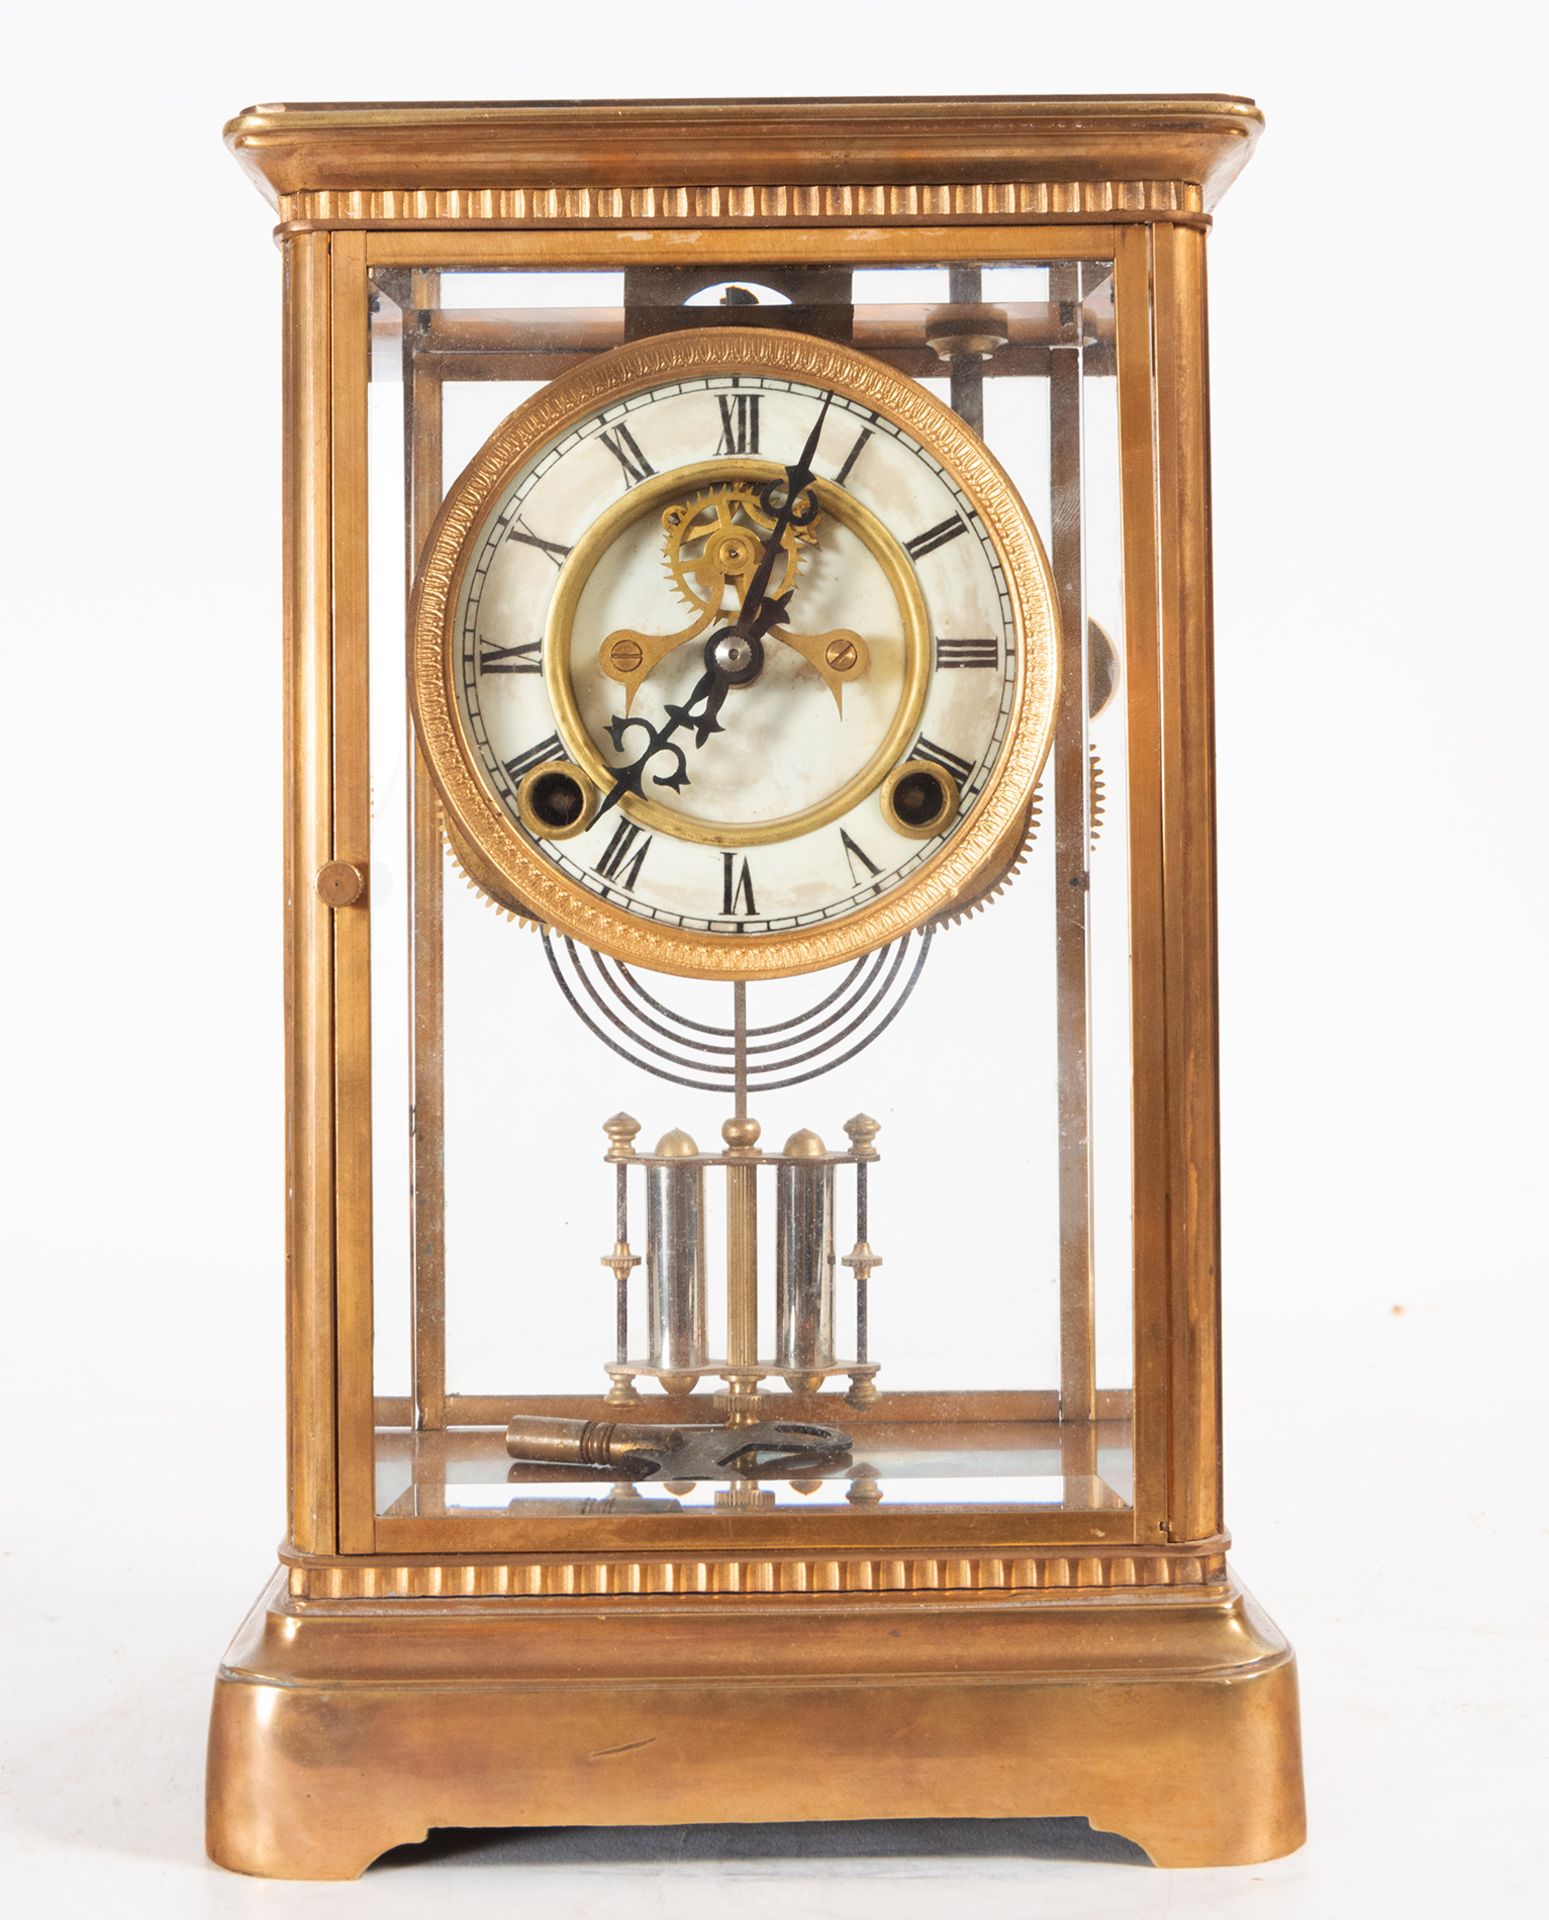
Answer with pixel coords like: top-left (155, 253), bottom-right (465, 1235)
top-left (410, 325), bottom-right (1059, 980)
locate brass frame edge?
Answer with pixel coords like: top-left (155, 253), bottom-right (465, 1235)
top-left (280, 233), bottom-right (339, 1555)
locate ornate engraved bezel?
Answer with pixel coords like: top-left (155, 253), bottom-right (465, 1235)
top-left (409, 325), bottom-right (1059, 981)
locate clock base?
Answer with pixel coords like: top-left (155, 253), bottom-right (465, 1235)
top-left (206, 1564), bottom-right (1304, 1879)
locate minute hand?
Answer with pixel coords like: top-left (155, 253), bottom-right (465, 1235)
top-left (592, 586), bottom-right (799, 827)
top-left (736, 390), bottom-right (833, 629)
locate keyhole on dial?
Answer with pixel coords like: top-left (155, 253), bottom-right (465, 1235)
top-left (524, 766), bottom-right (591, 833)
top-left (885, 765), bottom-right (954, 836)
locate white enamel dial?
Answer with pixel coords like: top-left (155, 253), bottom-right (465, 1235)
top-left (454, 373), bottom-right (1018, 936)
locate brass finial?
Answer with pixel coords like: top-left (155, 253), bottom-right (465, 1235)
top-left (654, 1127), bottom-right (699, 1158)
top-left (721, 1115), bottom-right (762, 1154)
top-left (843, 1114), bottom-right (881, 1160)
top-left (603, 1113), bottom-right (641, 1160)
top-left (782, 1127), bottom-right (826, 1159)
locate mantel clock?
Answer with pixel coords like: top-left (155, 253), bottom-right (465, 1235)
top-left (211, 95), bottom-right (1305, 1876)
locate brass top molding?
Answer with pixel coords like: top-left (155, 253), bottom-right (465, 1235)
top-left (225, 95), bottom-right (1263, 218)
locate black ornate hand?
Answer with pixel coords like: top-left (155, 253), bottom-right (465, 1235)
top-left (592, 395), bottom-right (835, 824)
top-left (593, 659), bottom-right (729, 822)
top-left (737, 390), bottom-right (832, 635)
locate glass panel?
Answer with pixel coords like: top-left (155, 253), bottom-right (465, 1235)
top-left (366, 256), bottom-right (1134, 1528)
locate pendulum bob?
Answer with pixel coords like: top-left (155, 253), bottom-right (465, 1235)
top-left (645, 1128), bottom-right (707, 1391)
top-left (776, 1128), bottom-right (835, 1389)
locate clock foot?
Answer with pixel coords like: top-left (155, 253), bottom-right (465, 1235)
top-left (206, 1562), bottom-right (1304, 1878)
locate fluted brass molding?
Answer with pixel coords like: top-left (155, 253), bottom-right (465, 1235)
top-left (271, 178), bottom-right (1206, 234)
top-left (285, 1544), bottom-right (1229, 1601)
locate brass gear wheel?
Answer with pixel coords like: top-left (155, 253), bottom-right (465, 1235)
top-left (1089, 745), bottom-right (1106, 846)
top-left (440, 808), bottom-right (544, 930)
top-left (930, 742), bottom-right (1103, 931)
top-left (925, 782), bottom-right (1045, 929)
top-left (661, 481), bottom-right (817, 618)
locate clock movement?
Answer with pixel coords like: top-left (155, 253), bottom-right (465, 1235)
top-left (211, 96), bottom-right (1305, 1877)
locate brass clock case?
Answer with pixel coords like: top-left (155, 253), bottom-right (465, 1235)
top-left (410, 325), bottom-right (1060, 980)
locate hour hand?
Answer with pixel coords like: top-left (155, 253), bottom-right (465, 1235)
top-left (594, 664), bottom-right (726, 822)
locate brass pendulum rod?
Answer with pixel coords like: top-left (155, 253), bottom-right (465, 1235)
top-left (733, 978), bottom-right (748, 1124)
top-left (721, 979), bottom-right (762, 1424)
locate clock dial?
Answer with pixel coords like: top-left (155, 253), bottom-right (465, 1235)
top-left (412, 329), bottom-right (1058, 978)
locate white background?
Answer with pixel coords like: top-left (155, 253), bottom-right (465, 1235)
top-left (3, 3), bottom-right (1545, 1914)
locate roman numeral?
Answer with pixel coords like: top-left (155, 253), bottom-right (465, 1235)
top-left (599, 423), bottom-right (655, 485)
top-left (912, 736), bottom-right (975, 788)
top-left (479, 637), bottom-right (541, 675)
top-left (716, 392), bottom-right (760, 455)
top-left (840, 829), bottom-right (881, 884)
top-left (905, 516), bottom-right (968, 561)
top-left (833, 426), bottom-right (873, 486)
top-left (502, 734), bottom-right (564, 784)
top-left (936, 636), bottom-right (997, 670)
top-left (504, 518), bottom-right (570, 568)
top-left (721, 852), bottom-right (757, 918)
top-left (594, 817), bottom-right (652, 889)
